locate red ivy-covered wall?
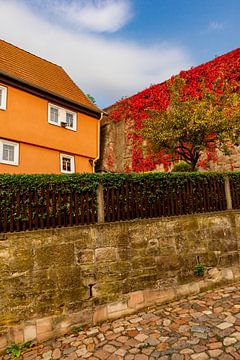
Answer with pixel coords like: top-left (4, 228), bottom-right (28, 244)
top-left (108, 48), bottom-right (240, 172)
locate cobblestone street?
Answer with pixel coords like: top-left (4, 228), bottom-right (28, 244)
top-left (3, 283), bottom-right (240, 360)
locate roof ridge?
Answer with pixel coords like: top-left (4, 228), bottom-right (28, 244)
top-left (0, 38), bottom-right (101, 114)
top-left (62, 66), bottom-right (99, 111)
top-left (0, 38), bottom-right (61, 69)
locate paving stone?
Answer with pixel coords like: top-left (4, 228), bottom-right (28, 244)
top-left (134, 355), bottom-right (149, 360)
top-left (87, 328), bottom-right (99, 336)
top-left (225, 315), bottom-right (236, 324)
top-left (129, 348), bottom-right (140, 354)
top-left (223, 337), bottom-right (237, 346)
top-left (113, 326), bottom-right (124, 333)
top-left (147, 337), bottom-right (160, 346)
top-left (114, 348), bottom-right (127, 357)
top-left (191, 326), bottom-right (209, 333)
top-left (134, 333), bottom-right (149, 342)
top-left (42, 351), bottom-right (52, 360)
top-left (63, 347), bottom-right (77, 355)
top-left (128, 329), bottom-right (139, 337)
top-left (180, 349), bottom-right (194, 354)
top-left (142, 348), bottom-right (154, 355)
top-left (172, 354), bottom-right (184, 360)
top-left (94, 350), bottom-right (110, 359)
top-left (207, 342), bottom-right (223, 349)
top-left (130, 317), bottom-right (142, 323)
top-left (191, 353), bottom-right (209, 360)
top-left (219, 355), bottom-right (234, 360)
top-left (102, 344), bottom-right (116, 353)
top-left (208, 349), bottom-right (223, 357)
top-left (52, 348), bottom-right (62, 359)
top-left (217, 322), bottom-right (233, 330)
top-left (193, 345), bottom-right (208, 353)
top-left (65, 353), bottom-right (77, 360)
top-left (126, 356), bottom-right (135, 360)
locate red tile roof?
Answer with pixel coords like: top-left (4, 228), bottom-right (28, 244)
top-left (0, 39), bottom-right (100, 113)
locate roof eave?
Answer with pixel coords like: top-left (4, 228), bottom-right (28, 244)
top-left (0, 71), bottom-right (102, 119)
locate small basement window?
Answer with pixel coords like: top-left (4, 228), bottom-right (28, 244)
top-left (0, 139), bottom-right (19, 166)
top-left (0, 85), bottom-right (7, 110)
top-left (60, 154), bottom-right (75, 173)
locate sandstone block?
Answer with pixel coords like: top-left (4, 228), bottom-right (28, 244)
top-left (35, 244), bottom-right (74, 269)
top-left (107, 301), bottom-right (128, 314)
top-left (176, 284), bottom-right (191, 297)
top-left (37, 330), bottom-right (55, 343)
top-left (93, 306), bottom-right (107, 324)
top-left (8, 326), bottom-right (24, 344)
top-left (75, 249), bottom-right (94, 265)
top-left (95, 247), bottom-right (117, 262)
top-left (36, 317), bottom-right (53, 335)
top-left (24, 324), bottom-right (37, 342)
top-left (68, 309), bottom-right (92, 325)
top-left (221, 268), bottom-right (234, 281)
top-left (128, 291), bottom-right (144, 309)
top-left (0, 335), bottom-right (8, 351)
top-left (143, 288), bottom-right (175, 306)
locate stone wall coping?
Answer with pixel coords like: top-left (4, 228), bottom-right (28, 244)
top-left (3, 209), bottom-right (240, 237)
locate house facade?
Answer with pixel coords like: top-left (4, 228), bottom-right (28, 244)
top-left (98, 48), bottom-right (240, 173)
top-left (0, 39), bottom-right (102, 174)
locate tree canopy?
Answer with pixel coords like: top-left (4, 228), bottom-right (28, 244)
top-left (140, 76), bottom-right (240, 170)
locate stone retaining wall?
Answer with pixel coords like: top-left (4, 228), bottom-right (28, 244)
top-left (1, 211), bottom-right (240, 351)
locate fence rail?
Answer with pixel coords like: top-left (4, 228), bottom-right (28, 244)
top-left (0, 173), bottom-right (239, 233)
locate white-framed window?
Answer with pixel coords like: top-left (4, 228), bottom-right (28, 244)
top-left (60, 153), bottom-right (75, 173)
top-left (48, 103), bottom-right (77, 131)
top-left (0, 85), bottom-right (7, 110)
top-left (0, 139), bottom-right (19, 166)
top-left (50, 107), bottom-right (59, 123)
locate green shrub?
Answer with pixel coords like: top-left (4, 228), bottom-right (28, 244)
top-left (172, 162), bottom-right (194, 172)
top-left (5, 341), bottom-right (32, 358)
top-left (194, 263), bottom-right (205, 276)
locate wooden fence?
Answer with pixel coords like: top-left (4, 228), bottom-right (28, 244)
top-left (0, 189), bottom-right (97, 233)
top-left (103, 176), bottom-right (227, 222)
top-left (0, 174), bottom-right (239, 233)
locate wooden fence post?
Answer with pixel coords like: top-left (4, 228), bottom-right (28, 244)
top-left (97, 183), bottom-right (105, 223)
top-left (224, 175), bottom-right (232, 210)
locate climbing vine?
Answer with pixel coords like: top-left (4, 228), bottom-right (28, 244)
top-left (108, 48), bottom-right (240, 172)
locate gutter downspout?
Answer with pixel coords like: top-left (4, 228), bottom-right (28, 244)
top-left (92, 112), bottom-right (104, 173)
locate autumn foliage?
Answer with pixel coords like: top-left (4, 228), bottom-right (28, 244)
top-left (108, 48), bottom-right (240, 172)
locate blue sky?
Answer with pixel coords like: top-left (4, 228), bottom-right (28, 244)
top-left (0, 0), bottom-right (239, 108)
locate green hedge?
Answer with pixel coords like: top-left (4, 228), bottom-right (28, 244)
top-left (0, 173), bottom-right (99, 193)
top-left (0, 171), bottom-right (238, 232)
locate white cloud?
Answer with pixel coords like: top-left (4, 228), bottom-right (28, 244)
top-left (51, 0), bottom-right (133, 33)
top-left (208, 21), bottom-right (224, 31)
top-left (0, 0), bottom-right (193, 107)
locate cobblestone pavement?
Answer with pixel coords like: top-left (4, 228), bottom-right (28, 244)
top-left (3, 283), bottom-right (240, 360)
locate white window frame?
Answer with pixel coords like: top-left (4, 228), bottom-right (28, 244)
top-left (48, 103), bottom-right (77, 131)
top-left (0, 85), bottom-right (7, 110)
top-left (0, 139), bottom-right (19, 166)
top-left (60, 153), bottom-right (75, 173)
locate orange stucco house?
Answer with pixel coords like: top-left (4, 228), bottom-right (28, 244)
top-left (0, 39), bottom-right (102, 174)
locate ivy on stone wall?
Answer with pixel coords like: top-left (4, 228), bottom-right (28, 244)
top-left (108, 48), bottom-right (240, 172)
